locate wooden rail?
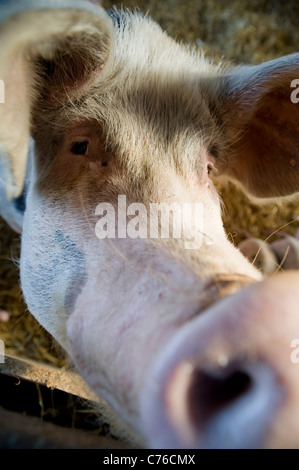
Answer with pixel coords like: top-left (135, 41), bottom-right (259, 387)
top-left (0, 354), bottom-right (141, 448)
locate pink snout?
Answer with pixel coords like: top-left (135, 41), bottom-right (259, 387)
top-left (140, 272), bottom-right (299, 448)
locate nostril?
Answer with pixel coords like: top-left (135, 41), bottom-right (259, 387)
top-left (166, 359), bottom-right (283, 448)
top-left (188, 368), bottom-right (252, 426)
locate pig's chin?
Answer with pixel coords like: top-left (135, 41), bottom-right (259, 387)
top-left (139, 273), bottom-right (299, 449)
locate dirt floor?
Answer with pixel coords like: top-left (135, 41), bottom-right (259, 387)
top-left (1, 0), bottom-right (299, 367)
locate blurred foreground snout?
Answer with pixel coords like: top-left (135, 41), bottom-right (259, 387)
top-left (141, 272), bottom-right (299, 448)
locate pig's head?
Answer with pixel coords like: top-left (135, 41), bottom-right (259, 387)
top-left (1, 0), bottom-right (299, 448)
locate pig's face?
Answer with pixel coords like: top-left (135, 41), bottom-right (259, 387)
top-left (0, 1), bottom-right (299, 448)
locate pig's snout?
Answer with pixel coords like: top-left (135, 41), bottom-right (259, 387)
top-left (164, 358), bottom-right (281, 449)
top-left (140, 272), bottom-right (299, 449)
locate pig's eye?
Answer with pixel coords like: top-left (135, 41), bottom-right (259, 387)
top-left (207, 164), bottom-right (214, 175)
top-left (71, 141), bottom-right (88, 155)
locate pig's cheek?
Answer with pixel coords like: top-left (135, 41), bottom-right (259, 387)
top-left (198, 186), bottom-right (225, 243)
top-left (66, 308), bottom-right (84, 367)
top-left (20, 198), bottom-right (88, 347)
top-left (66, 302), bottom-right (129, 416)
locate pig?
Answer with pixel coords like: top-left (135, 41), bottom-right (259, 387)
top-left (238, 237), bottom-right (278, 275)
top-left (0, 0), bottom-right (299, 448)
top-left (238, 233), bottom-right (299, 274)
top-left (271, 234), bottom-right (299, 270)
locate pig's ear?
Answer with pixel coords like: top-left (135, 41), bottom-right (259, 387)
top-left (217, 53), bottom-right (299, 198)
top-left (0, 1), bottom-right (113, 199)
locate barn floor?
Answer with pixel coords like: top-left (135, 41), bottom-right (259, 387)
top-left (0, 0), bottom-right (299, 446)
